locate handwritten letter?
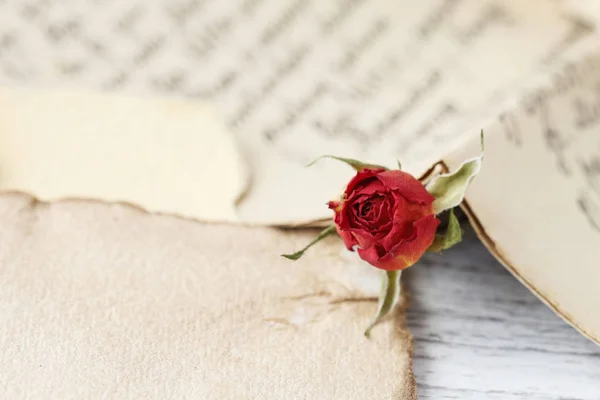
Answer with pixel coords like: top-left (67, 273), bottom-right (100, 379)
top-left (444, 51), bottom-right (600, 343)
top-left (0, 0), bottom-right (590, 223)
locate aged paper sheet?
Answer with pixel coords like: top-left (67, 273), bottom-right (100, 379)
top-left (0, 88), bottom-right (247, 222)
top-left (561, 1), bottom-right (600, 25)
top-left (0, 0), bottom-right (589, 224)
top-left (444, 50), bottom-right (600, 344)
top-left (0, 194), bottom-right (416, 399)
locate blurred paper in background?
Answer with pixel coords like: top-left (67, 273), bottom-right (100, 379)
top-left (0, 0), bottom-right (591, 224)
top-left (0, 88), bottom-right (247, 222)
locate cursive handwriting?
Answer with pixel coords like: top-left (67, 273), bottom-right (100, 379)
top-left (320, 0), bottom-right (367, 34)
top-left (0, 0), bottom-right (588, 166)
top-left (498, 111), bottom-right (522, 147)
top-left (578, 151), bottom-right (600, 198)
top-left (375, 70), bottom-right (442, 138)
top-left (578, 190), bottom-right (600, 234)
top-left (263, 82), bottom-right (328, 142)
top-left (454, 4), bottom-right (512, 47)
top-left (418, 0), bottom-right (461, 39)
top-left (574, 88), bottom-right (600, 130)
top-left (336, 18), bottom-right (388, 72)
top-left (260, 0), bottom-right (310, 46)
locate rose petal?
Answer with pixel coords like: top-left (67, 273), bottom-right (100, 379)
top-left (344, 168), bottom-right (387, 196)
top-left (332, 199), bottom-right (353, 230)
top-left (333, 199), bottom-right (374, 249)
top-left (356, 243), bottom-right (387, 266)
top-left (356, 198), bottom-right (381, 227)
top-left (335, 224), bottom-right (357, 250)
top-left (372, 197), bottom-right (393, 227)
top-left (378, 195), bottom-right (435, 250)
top-left (328, 200), bottom-right (342, 212)
top-left (359, 215), bottom-right (440, 271)
top-left (344, 194), bottom-right (382, 231)
top-left (373, 222), bottom-right (393, 239)
top-left (391, 192), bottom-right (435, 221)
top-left (348, 228), bottom-right (377, 249)
top-left (347, 210), bottom-right (372, 232)
top-left (376, 170), bottom-right (435, 205)
top-left (347, 192), bottom-right (370, 204)
top-left (342, 202), bottom-right (370, 233)
top-left (361, 196), bottom-right (384, 221)
top-left (353, 179), bottom-right (387, 196)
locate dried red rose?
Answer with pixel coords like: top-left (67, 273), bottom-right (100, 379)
top-left (328, 168), bottom-right (440, 271)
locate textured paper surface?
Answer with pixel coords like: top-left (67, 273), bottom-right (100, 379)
top-left (445, 50), bottom-right (600, 344)
top-left (561, 1), bottom-right (600, 25)
top-left (0, 88), bottom-right (247, 223)
top-left (0, 194), bottom-right (416, 399)
top-left (0, 0), bottom-right (590, 224)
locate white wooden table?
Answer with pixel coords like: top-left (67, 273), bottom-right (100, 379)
top-left (405, 228), bottom-right (600, 399)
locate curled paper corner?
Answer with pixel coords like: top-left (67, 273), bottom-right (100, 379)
top-left (439, 126), bottom-right (600, 346)
top-left (461, 199), bottom-right (600, 346)
top-left (0, 88), bottom-right (249, 224)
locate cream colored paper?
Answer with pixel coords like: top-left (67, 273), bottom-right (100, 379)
top-left (0, 88), bottom-right (247, 223)
top-left (443, 50), bottom-right (600, 344)
top-left (0, 194), bottom-right (416, 399)
top-left (561, 1), bottom-right (600, 25)
top-left (235, 0), bottom-right (590, 224)
top-left (0, 0), bottom-right (589, 224)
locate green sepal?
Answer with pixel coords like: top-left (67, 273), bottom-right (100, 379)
top-left (427, 208), bottom-right (463, 252)
top-left (426, 133), bottom-right (484, 214)
top-left (307, 155), bottom-right (388, 172)
top-left (364, 270), bottom-right (400, 338)
top-left (281, 225), bottom-right (337, 260)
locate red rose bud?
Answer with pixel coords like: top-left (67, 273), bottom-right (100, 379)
top-left (328, 168), bottom-right (440, 271)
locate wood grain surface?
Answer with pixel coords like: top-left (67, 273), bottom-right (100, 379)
top-left (405, 228), bottom-right (600, 399)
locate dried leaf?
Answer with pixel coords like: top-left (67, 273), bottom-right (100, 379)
top-left (364, 270), bottom-right (401, 338)
top-left (307, 155), bottom-right (388, 171)
top-left (427, 208), bottom-right (463, 252)
top-left (426, 131), bottom-right (484, 214)
top-left (281, 225), bottom-right (337, 260)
